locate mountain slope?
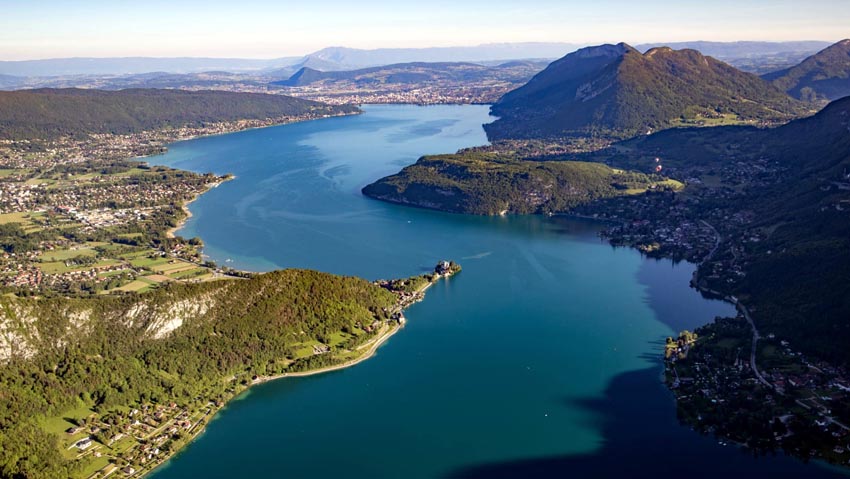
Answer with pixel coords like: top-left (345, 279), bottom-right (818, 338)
top-left (0, 88), bottom-right (357, 140)
top-left (764, 39), bottom-right (850, 103)
top-left (590, 97), bottom-right (850, 364)
top-left (485, 43), bottom-right (809, 141)
top-left (362, 151), bottom-right (679, 215)
top-left (272, 61), bottom-right (546, 88)
top-left (0, 269), bottom-right (397, 478)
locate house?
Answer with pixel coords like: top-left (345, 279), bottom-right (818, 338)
top-left (435, 261), bottom-right (451, 275)
top-left (75, 437), bottom-right (93, 450)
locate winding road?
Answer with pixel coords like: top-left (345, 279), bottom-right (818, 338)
top-left (699, 220), bottom-right (772, 390)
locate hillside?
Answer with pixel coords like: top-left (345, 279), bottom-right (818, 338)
top-left (636, 41), bottom-right (832, 76)
top-left (764, 39), bottom-right (850, 103)
top-left (485, 43), bottom-right (809, 141)
top-left (586, 97), bottom-right (850, 365)
top-left (0, 268), bottom-right (399, 478)
top-left (362, 151), bottom-right (679, 215)
top-left (273, 61), bottom-right (545, 88)
top-left (0, 88), bottom-right (357, 140)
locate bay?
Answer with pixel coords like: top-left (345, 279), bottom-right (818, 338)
top-left (149, 104), bottom-right (844, 478)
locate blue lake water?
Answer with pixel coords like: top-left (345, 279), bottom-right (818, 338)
top-left (149, 105), bottom-right (844, 478)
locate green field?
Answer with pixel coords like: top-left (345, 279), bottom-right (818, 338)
top-left (168, 267), bottom-right (209, 280)
top-left (129, 256), bottom-right (171, 269)
top-left (39, 247), bottom-right (97, 262)
top-left (0, 211), bottom-right (44, 228)
top-left (152, 261), bottom-right (197, 274)
top-left (115, 279), bottom-right (155, 293)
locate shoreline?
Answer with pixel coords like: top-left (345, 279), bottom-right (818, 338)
top-left (165, 177), bottom-right (233, 239)
top-left (252, 280), bottom-right (435, 384)
top-left (141, 277), bottom-right (441, 478)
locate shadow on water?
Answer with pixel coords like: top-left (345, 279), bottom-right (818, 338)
top-left (444, 361), bottom-right (848, 479)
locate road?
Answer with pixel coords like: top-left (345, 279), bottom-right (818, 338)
top-left (738, 302), bottom-right (773, 389)
top-left (700, 220), bottom-right (773, 390)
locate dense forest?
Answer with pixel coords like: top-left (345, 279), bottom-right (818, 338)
top-left (764, 39), bottom-right (850, 103)
top-left (363, 151), bottom-right (677, 215)
top-left (590, 96), bottom-right (850, 365)
top-left (485, 43), bottom-right (809, 140)
top-left (0, 88), bottom-right (358, 140)
top-left (0, 269), bottom-right (397, 478)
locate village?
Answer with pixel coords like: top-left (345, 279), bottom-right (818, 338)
top-left (282, 83), bottom-right (514, 105)
top-left (665, 317), bottom-right (850, 465)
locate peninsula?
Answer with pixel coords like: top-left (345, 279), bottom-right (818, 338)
top-left (0, 89), bottom-right (459, 479)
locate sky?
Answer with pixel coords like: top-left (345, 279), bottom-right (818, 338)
top-left (1, 0), bottom-right (848, 60)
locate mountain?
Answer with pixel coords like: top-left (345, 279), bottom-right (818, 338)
top-left (636, 41), bottom-right (830, 60)
top-left (764, 39), bottom-right (850, 103)
top-left (272, 61), bottom-right (547, 88)
top-left (636, 41), bottom-right (832, 76)
top-left (485, 43), bottom-right (809, 141)
top-left (0, 88), bottom-right (357, 140)
top-left (362, 151), bottom-right (679, 215)
top-left (611, 96), bottom-right (850, 364)
top-left (0, 44), bottom-right (581, 78)
top-left (0, 57), bottom-right (299, 77)
top-left (290, 43), bottom-right (581, 71)
top-left (0, 268), bottom-right (398, 478)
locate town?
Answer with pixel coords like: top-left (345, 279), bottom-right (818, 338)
top-left (665, 318), bottom-right (850, 466)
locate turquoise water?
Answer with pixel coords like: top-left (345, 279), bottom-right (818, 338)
top-left (149, 105), bottom-right (842, 478)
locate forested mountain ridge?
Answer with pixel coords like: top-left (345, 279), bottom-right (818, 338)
top-left (580, 96), bottom-right (850, 364)
top-left (362, 151), bottom-right (680, 215)
top-left (0, 268), bottom-right (400, 478)
top-left (272, 61), bottom-right (546, 87)
top-left (0, 88), bottom-right (358, 140)
top-left (485, 43), bottom-right (809, 141)
top-left (764, 39), bottom-right (850, 103)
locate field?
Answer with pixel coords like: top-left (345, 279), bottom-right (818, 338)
top-left (39, 247), bottom-right (97, 262)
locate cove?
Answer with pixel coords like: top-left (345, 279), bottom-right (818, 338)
top-left (149, 105), bottom-right (844, 478)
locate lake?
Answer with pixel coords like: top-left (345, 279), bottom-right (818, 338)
top-left (149, 104), bottom-right (844, 478)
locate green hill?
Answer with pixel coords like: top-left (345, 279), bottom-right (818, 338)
top-left (764, 39), bottom-right (850, 103)
top-left (592, 97), bottom-right (850, 364)
top-left (362, 151), bottom-right (680, 215)
top-left (0, 268), bottom-right (396, 478)
top-left (272, 61), bottom-right (546, 88)
top-left (485, 43), bottom-right (809, 141)
top-left (0, 88), bottom-right (357, 140)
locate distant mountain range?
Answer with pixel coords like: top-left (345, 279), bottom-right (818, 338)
top-left (0, 57), bottom-right (299, 77)
top-left (485, 43), bottom-right (809, 140)
top-left (0, 44), bottom-right (582, 78)
top-left (272, 61), bottom-right (549, 88)
top-left (635, 41), bottom-right (831, 59)
top-left (0, 88), bottom-right (356, 140)
top-left (764, 39), bottom-right (850, 103)
top-left (0, 41), bottom-right (834, 79)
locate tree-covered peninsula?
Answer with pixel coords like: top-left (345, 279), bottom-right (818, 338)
top-left (0, 266), bottom-right (454, 478)
top-left (363, 151), bottom-right (681, 215)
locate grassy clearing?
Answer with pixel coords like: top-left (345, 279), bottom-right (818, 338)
top-left (38, 262), bottom-right (79, 274)
top-left (327, 331), bottom-right (354, 348)
top-left (77, 455), bottom-right (111, 477)
top-left (98, 269), bottom-right (127, 278)
top-left (0, 169), bottom-right (21, 177)
top-left (39, 248), bottom-right (97, 262)
top-left (151, 261), bottom-right (196, 274)
top-left (39, 404), bottom-right (95, 437)
top-left (0, 211), bottom-right (43, 227)
top-left (168, 267), bottom-right (209, 280)
top-left (115, 279), bottom-right (154, 293)
top-left (129, 256), bottom-right (170, 269)
top-left (144, 274), bottom-right (172, 283)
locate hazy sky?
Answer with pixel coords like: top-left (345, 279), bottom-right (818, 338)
top-left (1, 0), bottom-right (848, 60)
